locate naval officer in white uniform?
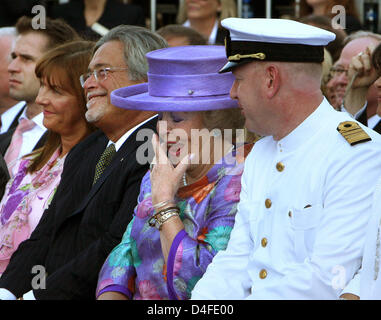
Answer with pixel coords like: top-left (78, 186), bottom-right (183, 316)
top-left (191, 18), bottom-right (381, 300)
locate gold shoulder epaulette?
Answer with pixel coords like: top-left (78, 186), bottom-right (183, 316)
top-left (337, 121), bottom-right (371, 146)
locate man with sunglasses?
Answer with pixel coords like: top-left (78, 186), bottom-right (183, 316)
top-left (0, 25), bottom-right (166, 300)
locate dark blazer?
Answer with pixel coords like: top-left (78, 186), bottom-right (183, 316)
top-left (49, 0), bottom-right (145, 40)
top-left (0, 128), bottom-right (48, 157)
top-left (357, 107), bottom-right (381, 134)
top-left (0, 117), bottom-right (157, 299)
top-left (0, 154), bottom-right (9, 199)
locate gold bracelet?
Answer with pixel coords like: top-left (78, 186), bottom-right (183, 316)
top-left (148, 207), bottom-right (179, 230)
top-left (153, 199), bottom-right (175, 211)
top-left (156, 210), bottom-right (180, 230)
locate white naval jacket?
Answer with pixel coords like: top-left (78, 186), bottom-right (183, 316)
top-left (191, 98), bottom-right (381, 299)
top-left (343, 175), bottom-right (381, 299)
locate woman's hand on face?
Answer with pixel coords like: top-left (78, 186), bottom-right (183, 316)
top-left (150, 133), bottom-right (193, 205)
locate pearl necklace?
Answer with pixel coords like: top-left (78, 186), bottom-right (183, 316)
top-left (182, 173), bottom-right (187, 187)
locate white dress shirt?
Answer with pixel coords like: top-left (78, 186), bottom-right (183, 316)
top-left (183, 20), bottom-right (219, 44)
top-left (16, 110), bottom-right (46, 158)
top-left (0, 101), bottom-right (25, 134)
top-left (191, 98), bottom-right (381, 300)
top-left (108, 115), bottom-right (157, 152)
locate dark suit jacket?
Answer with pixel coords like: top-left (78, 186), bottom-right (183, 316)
top-left (0, 154), bottom-right (9, 199)
top-left (357, 107), bottom-right (381, 134)
top-left (0, 118), bottom-right (157, 299)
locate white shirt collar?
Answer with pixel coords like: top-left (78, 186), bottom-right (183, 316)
top-left (0, 101), bottom-right (26, 133)
top-left (368, 113), bottom-right (381, 129)
top-left (108, 115), bottom-right (157, 151)
top-left (183, 19), bottom-right (219, 44)
top-left (19, 107), bottom-right (46, 131)
top-left (276, 97), bottom-right (332, 151)
top-left (208, 20), bottom-right (219, 44)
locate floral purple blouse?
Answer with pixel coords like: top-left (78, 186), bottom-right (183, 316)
top-left (0, 149), bottom-right (65, 274)
top-left (96, 144), bottom-right (252, 300)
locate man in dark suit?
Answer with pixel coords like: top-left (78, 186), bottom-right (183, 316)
top-left (0, 25), bottom-right (167, 300)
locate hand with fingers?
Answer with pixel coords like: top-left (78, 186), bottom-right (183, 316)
top-left (344, 45), bottom-right (379, 116)
top-left (149, 133), bottom-right (194, 262)
top-left (348, 46), bottom-right (379, 90)
top-left (149, 133), bottom-right (193, 206)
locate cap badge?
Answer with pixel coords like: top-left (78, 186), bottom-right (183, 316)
top-left (228, 52), bottom-right (266, 62)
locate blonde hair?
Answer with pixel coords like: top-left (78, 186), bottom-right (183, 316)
top-left (177, 0), bottom-right (237, 25)
top-left (321, 48), bottom-right (333, 88)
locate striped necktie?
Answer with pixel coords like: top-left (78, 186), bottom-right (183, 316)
top-left (93, 143), bottom-right (116, 185)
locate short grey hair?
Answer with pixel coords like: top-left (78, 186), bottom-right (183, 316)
top-left (343, 31), bottom-right (381, 46)
top-left (94, 25), bottom-right (168, 81)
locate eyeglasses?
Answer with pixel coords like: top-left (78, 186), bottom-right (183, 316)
top-left (329, 67), bottom-right (349, 78)
top-left (79, 67), bottom-right (129, 87)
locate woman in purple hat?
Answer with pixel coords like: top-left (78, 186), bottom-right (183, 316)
top-left (95, 45), bottom-right (255, 300)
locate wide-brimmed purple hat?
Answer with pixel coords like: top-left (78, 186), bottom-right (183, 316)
top-left (111, 45), bottom-right (238, 112)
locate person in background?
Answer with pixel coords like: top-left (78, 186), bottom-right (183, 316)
top-left (96, 45), bottom-right (251, 300)
top-left (49, 0), bottom-right (145, 40)
top-left (156, 24), bottom-right (207, 47)
top-left (299, 0), bottom-right (362, 35)
top-left (176, 0), bottom-right (236, 45)
top-left (0, 27), bottom-right (24, 134)
top-left (329, 31), bottom-right (381, 131)
top-left (299, 14), bottom-right (346, 63)
top-left (191, 17), bottom-right (381, 300)
top-left (0, 16), bottom-right (79, 174)
top-left (0, 40), bottom-right (96, 276)
top-left (0, 25), bottom-right (166, 300)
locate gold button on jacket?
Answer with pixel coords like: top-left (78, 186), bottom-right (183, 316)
top-left (265, 199), bottom-right (272, 208)
top-left (276, 162), bottom-right (285, 172)
top-left (259, 269), bottom-right (267, 279)
top-left (261, 238), bottom-right (268, 247)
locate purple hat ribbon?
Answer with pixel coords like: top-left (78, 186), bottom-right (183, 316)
top-left (147, 72), bottom-right (234, 97)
